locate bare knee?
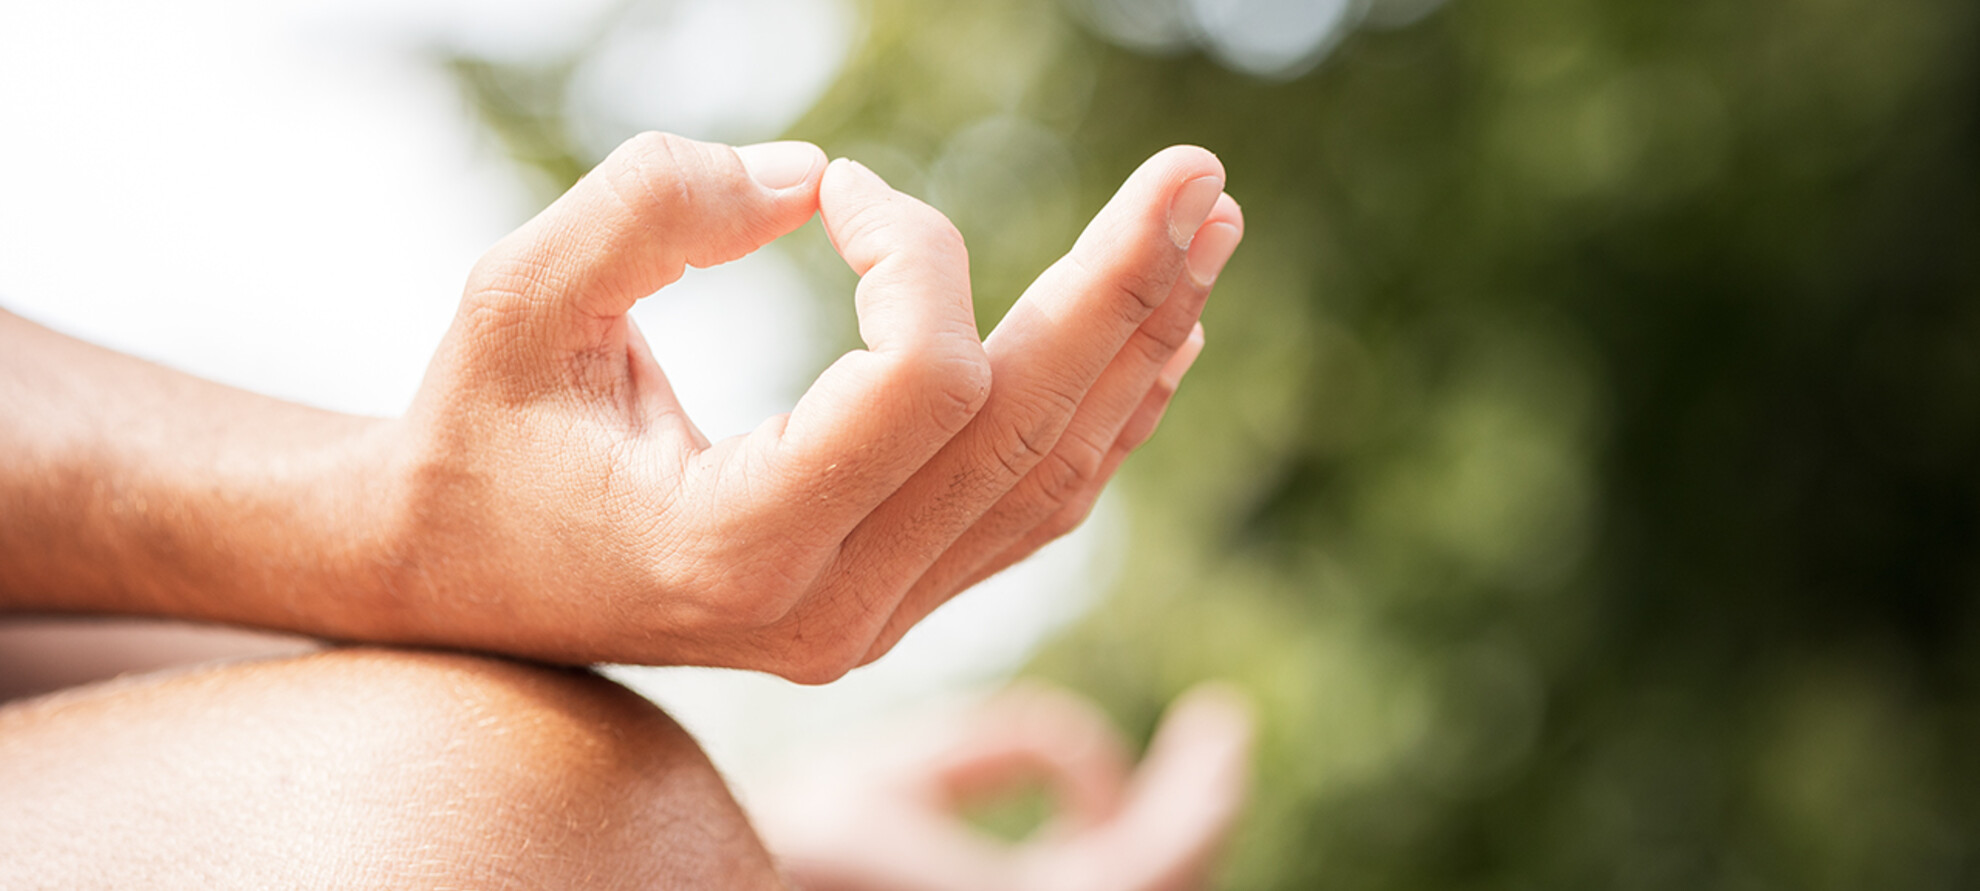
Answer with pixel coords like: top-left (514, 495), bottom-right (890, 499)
top-left (0, 648), bottom-right (785, 890)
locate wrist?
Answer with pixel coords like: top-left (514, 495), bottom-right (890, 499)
top-left (329, 409), bottom-right (557, 655)
top-left (294, 414), bottom-right (445, 646)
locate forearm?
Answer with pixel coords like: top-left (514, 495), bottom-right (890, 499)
top-left (0, 134), bottom-right (1232, 673)
top-left (0, 309), bottom-right (401, 637)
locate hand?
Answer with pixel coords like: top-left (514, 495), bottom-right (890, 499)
top-left (366, 132), bottom-right (1242, 677)
top-left (754, 682), bottom-right (1256, 891)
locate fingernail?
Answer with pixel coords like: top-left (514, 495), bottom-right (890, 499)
top-left (837, 157), bottom-right (886, 186)
top-left (1159, 324), bottom-right (1206, 390)
top-left (736, 141), bottom-right (823, 190)
top-left (1185, 221), bottom-right (1242, 284)
top-left (1167, 175), bottom-right (1225, 248)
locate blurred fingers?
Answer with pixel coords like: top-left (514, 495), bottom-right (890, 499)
top-left (923, 682), bottom-right (1137, 830)
top-left (1033, 683), bottom-right (1256, 891)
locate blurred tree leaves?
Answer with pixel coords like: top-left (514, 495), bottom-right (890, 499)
top-left (445, 0), bottom-right (1980, 886)
top-left (793, 1), bottom-right (1980, 887)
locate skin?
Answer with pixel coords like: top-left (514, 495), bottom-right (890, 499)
top-left (0, 648), bottom-right (789, 890)
top-left (756, 682), bottom-right (1256, 891)
top-left (0, 133), bottom-right (1244, 683)
top-left (0, 617), bottom-right (315, 703)
top-left (0, 132), bottom-right (1250, 886)
top-left (0, 636), bottom-right (1251, 890)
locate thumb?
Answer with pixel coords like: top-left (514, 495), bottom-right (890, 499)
top-left (1037, 683), bottom-right (1254, 891)
top-left (462, 132), bottom-right (825, 356)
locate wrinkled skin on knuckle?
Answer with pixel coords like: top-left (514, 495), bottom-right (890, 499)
top-left (451, 302), bottom-right (539, 379)
top-left (924, 348), bottom-right (994, 435)
top-left (834, 198), bottom-right (898, 259)
top-left (1136, 311), bottom-right (1199, 357)
top-left (458, 252), bottom-right (548, 337)
top-left (603, 131), bottom-right (772, 268)
top-left (608, 132), bottom-right (700, 218)
top-left (877, 344), bottom-right (990, 438)
top-left (986, 415), bottom-right (1058, 482)
top-left (984, 383), bottom-right (1079, 481)
top-left (1028, 446), bottom-right (1095, 513)
top-left (850, 230), bottom-right (969, 308)
top-left (596, 133), bottom-right (701, 276)
top-left (852, 196), bottom-right (968, 268)
top-left (1068, 250), bottom-right (1173, 321)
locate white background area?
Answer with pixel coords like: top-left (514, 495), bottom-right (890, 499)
top-left (0, 0), bottom-right (1116, 792)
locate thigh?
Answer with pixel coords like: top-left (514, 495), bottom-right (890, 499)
top-left (0, 647), bottom-right (787, 890)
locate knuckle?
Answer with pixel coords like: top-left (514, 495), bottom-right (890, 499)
top-left (455, 278), bottom-right (542, 353)
top-left (1069, 250), bottom-right (1172, 321)
top-left (985, 384), bottom-right (1081, 481)
top-left (617, 130), bottom-right (694, 175)
top-left (1136, 312), bottom-right (1197, 356)
top-left (934, 348), bottom-right (994, 428)
top-left (892, 344), bottom-right (991, 436)
top-left (989, 415), bottom-right (1059, 481)
top-left (1028, 432), bottom-right (1106, 507)
top-left (1113, 263), bottom-right (1174, 317)
top-left (1028, 447), bottom-right (1089, 512)
top-left (834, 201), bottom-right (892, 253)
top-left (465, 242), bottom-right (552, 308)
top-left (844, 198), bottom-right (968, 272)
top-left (605, 131), bottom-right (703, 222)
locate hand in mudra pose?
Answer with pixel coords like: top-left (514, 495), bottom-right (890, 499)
top-left (0, 133), bottom-right (1242, 681)
top-left (759, 682), bottom-right (1255, 890)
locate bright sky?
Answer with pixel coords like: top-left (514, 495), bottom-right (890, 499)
top-left (0, 0), bottom-right (1111, 788)
top-left (0, 0), bottom-right (850, 433)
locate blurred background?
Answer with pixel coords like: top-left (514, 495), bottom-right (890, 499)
top-left (5, 0), bottom-right (1979, 887)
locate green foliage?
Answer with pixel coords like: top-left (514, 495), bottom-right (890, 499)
top-left (794, 1), bottom-right (1980, 888)
top-left (446, 0), bottom-right (1980, 885)
top-left (959, 777), bottom-right (1059, 844)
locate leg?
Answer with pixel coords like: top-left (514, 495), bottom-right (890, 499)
top-left (0, 647), bottom-right (786, 890)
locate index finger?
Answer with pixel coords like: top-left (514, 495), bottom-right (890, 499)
top-left (734, 160), bottom-right (991, 544)
top-left (1059, 684), bottom-right (1255, 889)
top-left (808, 147), bottom-right (1227, 649)
top-left (923, 682), bottom-right (1136, 830)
